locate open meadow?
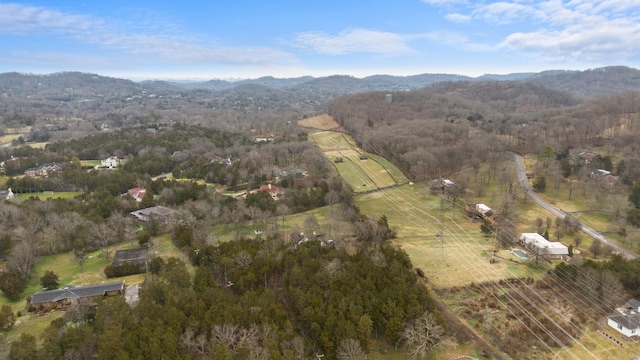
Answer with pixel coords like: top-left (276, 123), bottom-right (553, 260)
top-left (356, 183), bottom-right (543, 288)
top-left (298, 114), bottom-right (344, 131)
top-left (15, 191), bottom-right (83, 201)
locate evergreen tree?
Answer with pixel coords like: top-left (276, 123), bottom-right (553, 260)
top-left (40, 270), bottom-right (60, 290)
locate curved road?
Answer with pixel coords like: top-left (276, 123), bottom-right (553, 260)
top-left (511, 152), bottom-right (637, 260)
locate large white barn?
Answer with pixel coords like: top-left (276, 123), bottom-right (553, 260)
top-left (519, 233), bottom-right (568, 258)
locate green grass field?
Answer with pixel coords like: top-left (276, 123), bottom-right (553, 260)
top-left (80, 160), bottom-right (101, 167)
top-left (15, 191), bottom-right (83, 201)
top-left (309, 131), bottom-right (409, 192)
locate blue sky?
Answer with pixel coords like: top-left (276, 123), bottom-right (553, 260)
top-left (1, 0), bottom-right (639, 80)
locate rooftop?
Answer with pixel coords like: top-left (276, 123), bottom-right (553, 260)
top-left (31, 281), bottom-right (124, 305)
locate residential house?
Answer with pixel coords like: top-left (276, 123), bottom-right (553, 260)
top-left (101, 156), bottom-right (120, 169)
top-left (0, 188), bottom-right (14, 200)
top-left (255, 136), bottom-right (275, 142)
top-left (128, 188), bottom-right (146, 202)
top-left (577, 150), bottom-right (598, 164)
top-left (590, 169), bottom-right (619, 191)
top-left (24, 162), bottom-right (62, 176)
top-left (30, 281), bottom-right (124, 312)
top-left (471, 203), bottom-right (495, 220)
top-left (519, 233), bottom-right (568, 258)
top-left (130, 205), bottom-right (177, 222)
top-left (608, 314), bottom-right (640, 337)
top-left (432, 178), bottom-right (456, 192)
top-left (259, 183), bottom-right (284, 200)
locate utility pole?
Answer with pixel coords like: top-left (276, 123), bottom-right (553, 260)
top-left (438, 195), bottom-right (445, 259)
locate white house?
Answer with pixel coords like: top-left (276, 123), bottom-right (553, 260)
top-left (475, 203), bottom-right (494, 218)
top-left (0, 188), bottom-right (14, 200)
top-left (519, 233), bottom-right (568, 258)
top-left (101, 156), bottom-right (120, 169)
top-left (608, 314), bottom-right (640, 337)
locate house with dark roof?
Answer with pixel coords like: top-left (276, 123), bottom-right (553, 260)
top-left (30, 281), bottom-right (124, 312)
top-left (130, 205), bottom-right (176, 222)
top-left (608, 313), bottom-right (640, 337)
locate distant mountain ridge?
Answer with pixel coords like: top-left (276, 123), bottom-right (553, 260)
top-left (1, 66), bottom-right (639, 99)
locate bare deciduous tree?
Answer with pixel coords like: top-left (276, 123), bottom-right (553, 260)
top-left (336, 338), bottom-right (367, 360)
top-left (400, 312), bottom-right (443, 360)
top-left (7, 233), bottom-right (37, 280)
top-left (92, 222), bottom-right (115, 260)
top-left (282, 336), bottom-right (305, 360)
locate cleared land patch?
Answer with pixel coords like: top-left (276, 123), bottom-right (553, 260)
top-left (309, 130), bottom-right (409, 192)
top-left (298, 113), bottom-right (344, 131)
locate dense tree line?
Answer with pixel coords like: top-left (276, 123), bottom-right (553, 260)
top-left (7, 214), bottom-right (442, 359)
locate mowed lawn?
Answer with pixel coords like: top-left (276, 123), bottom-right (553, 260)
top-left (309, 130), bottom-right (408, 192)
top-left (0, 233), bottom-right (189, 345)
top-left (356, 183), bottom-right (541, 288)
top-left (15, 191), bottom-right (83, 201)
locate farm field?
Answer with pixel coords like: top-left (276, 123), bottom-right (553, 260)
top-left (309, 130), bottom-right (409, 192)
top-left (0, 134), bottom-right (22, 146)
top-left (356, 183), bottom-right (543, 288)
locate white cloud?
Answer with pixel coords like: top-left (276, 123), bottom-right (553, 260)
top-left (501, 17), bottom-right (640, 61)
top-left (420, 0), bottom-right (468, 5)
top-left (0, 3), bottom-right (293, 66)
top-left (472, 2), bottom-right (542, 25)
top-left (0, 3), bottom-right (100, 34)
top-left (425, 0), bottom-right (640, 62)
top-left (293, 28), bottom-right (414, 55)
top-left (445, 13), bottom-right (472, 23)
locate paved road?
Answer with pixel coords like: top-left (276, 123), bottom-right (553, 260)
top-left (511, 152), bottom-right (637, 260)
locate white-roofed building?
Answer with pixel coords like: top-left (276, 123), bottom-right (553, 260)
top-left (519, 233), bottom-right (568, 258)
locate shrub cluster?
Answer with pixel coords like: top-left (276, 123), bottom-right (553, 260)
top-left (104, 262), bottom-right (145, 278)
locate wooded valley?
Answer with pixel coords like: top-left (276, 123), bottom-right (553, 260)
top-left (1, 67), bottom-right (640, 359)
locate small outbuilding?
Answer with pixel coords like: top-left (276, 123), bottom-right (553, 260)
top-left (627, 298), bottom-right (640, 313)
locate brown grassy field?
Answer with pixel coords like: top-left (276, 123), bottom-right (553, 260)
top-left (357, 183), bottom-right (543, 288)
top-left (298, 113), bottom-right (344, 131)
